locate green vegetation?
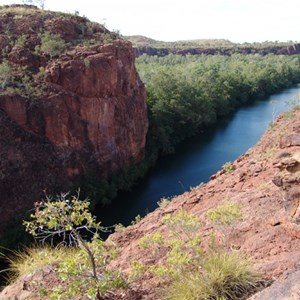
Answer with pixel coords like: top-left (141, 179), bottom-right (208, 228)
top-left (126, 35), bottom-right (294, 50)
top-left (36, 31), bottom-right (66, 57)
top-left (21, 192), bottom-right (126, 299)
top-left (163, 250), bottom-right (260, 300)
top-left (132, 210), bottom-right (260, 299)
top-left (137, 54), bottom-right (300, 155)
top-left (0, 61), bottom-right (12, 89)
top-left (6, 198), bottom-right (259, 299)
top-left (222, 161), bottom-right (235, 174)
top-left (157, 197), bottom-right (171, 208)
top-left (0, 4), bottom-right (117, 101)
top-left (207, 201), bottom-right (243, 225)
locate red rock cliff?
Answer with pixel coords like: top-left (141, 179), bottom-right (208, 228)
top-left (0, 6), bottom-right (148, 227)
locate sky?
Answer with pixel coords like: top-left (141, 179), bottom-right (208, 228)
top-left (0, 0), bottom-right (299, 43)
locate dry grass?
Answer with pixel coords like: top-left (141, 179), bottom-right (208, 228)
top-left (161, 250), bottom-right (261, 300)
top-left (5, 245), bottom-right (77, 283)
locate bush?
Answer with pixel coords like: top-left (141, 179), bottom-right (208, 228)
top-left (37, 31), bottom-right (66, 57)
top-left (0, 61), bottom-right (12, 89)
top-left (207, 201), bottom-right (243, 225)
top-left (222, 161), bottom-right (235, 174)
top-left (22, 191), bottom-right (126, 299)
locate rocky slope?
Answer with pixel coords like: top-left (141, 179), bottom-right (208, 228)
top-left (1, 107), bottom-right (299, 298)
top-left (110, 109), bottom-right (300, 299)
top-left (0, 5), bottom-right (148, 228)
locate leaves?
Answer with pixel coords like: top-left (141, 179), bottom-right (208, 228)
top-left (136, 53), bottom-right (300, 154)
top-left (23, 192), bottom-right (102, 245)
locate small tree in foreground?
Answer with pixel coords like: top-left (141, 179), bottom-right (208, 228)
top-left (23, 192), bottom-right (124, 299)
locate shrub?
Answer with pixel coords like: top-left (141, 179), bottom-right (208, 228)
top-left (207, 201), bottom-right (243, 225)
top-left (23, 191), bottom-right (125, 299)
top-left (0, 61), bottom-right (12, 89)
top-left (37, 31), bottom-right (66, 57)
top-left (222, 161), bottom-right (235, 173)
top-left (157, 197), bottom-right (171, 208)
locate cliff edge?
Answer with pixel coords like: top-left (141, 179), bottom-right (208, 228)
top-left (0, 5), bottom-right (148, 228)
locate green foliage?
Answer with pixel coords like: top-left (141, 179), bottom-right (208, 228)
top-left (162, 210), bottom-right (201, 239)
top-left (23, 192), bottom-right (101, 240)
top-left (129, 260), bottom-right (147, 281)
top-left (162, 250), bottom-right (260, 300)
top-left (131, 214), bottom-right (142, 225)
top-left (133, 210), bottom-right (259, 299)
top-left (14, 35), bottom-right (26, 48)
top-left (207, 201), bottom-right (243, 225)
top-left (78, 158), bottom-right (152, 207)
top-left (127, 35), bottom-right (295, 50)
top-left (134, 211), bottom-right (202, 283)
top-left (157, 197), bottom-right (171, 208)
top-left (53, 238), bottom-right (125, 299)
top-left (114, 223), bottom-right (126, 233)
top-left (222, 161), bottom-right (235, 173)
top-left (137, 54), bottom-right (300, 154)
top-left (0, 61), bottom-right (44, 98)
top-left (0, 61), bottom-right (12, 89)
top-left (37, 31), bottom-right (66, 57)
top-left (23, 192), bottom-right (125, 299)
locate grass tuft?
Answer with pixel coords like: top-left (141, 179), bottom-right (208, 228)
top-left (6, 245), bottom-right (77, 282)
top-left (162, 250), bottom-right (261, 300)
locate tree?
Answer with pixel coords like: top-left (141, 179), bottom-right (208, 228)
top-left (37, 32), bottom-right (66, 57)
top-left (22, 0), bottom-right (46, 9)
top-left (24, 191), bottom-right (109, 299)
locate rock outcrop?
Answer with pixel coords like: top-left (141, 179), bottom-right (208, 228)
top-left (0, 6), bottom-right (148, 227)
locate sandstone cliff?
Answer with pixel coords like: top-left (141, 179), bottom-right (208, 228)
top-left (0, 5), bottom-right (148, 227)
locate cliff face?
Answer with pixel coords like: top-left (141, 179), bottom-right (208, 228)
top-left (0, 6), bottom-right (148, 226)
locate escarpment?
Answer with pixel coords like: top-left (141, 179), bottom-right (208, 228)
top-left (0, 5), bottom-right (148, 227)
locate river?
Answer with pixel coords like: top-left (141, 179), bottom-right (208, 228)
top-left (98, 84), bottom-right (300, 228)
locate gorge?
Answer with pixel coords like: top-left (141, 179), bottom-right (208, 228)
top-left (99, 84), bottom-right (300, 227)
top-left (1, 4), bottom-right (300, 299)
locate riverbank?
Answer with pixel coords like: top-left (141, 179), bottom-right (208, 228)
top-left (97, 84), bottom-right (300, 227)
